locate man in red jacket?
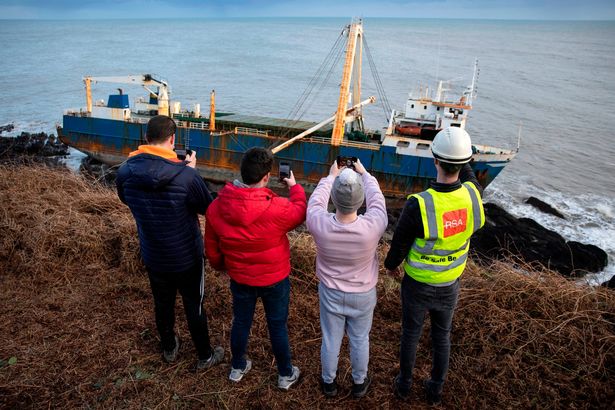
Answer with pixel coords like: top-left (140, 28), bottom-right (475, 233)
top-left (205, 147), bottom-right (306, 390)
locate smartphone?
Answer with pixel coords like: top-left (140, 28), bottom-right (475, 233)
top-left (336, 155), bottom-right (358, 169)
top-left (279, 161), bottom-right (291, 181)
top-left (176, 149), bottom-right (193, 161)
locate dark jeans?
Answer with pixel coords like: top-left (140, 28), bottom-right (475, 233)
top-left (399, 274), bottom-right (460, 394)
top-left (147, 259), bottom-right (213, 360)
top-left (230, 277), bottom-right (293, 376)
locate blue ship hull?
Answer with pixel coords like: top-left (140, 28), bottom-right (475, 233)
top-left (59, 114), bottom-right (514, 197)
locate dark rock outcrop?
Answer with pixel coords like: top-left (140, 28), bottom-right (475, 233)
top-left (471, 203), bottom-right (608, 277)
top-left (602, 276), bottom-right (615, 289)
top-left (0, 123), bottom-right (15, 134)
top-left (79, 156), bottom-right (118, 185)
top-left (525, 196), bottom-right (566, 219)
top-left (0, 132), bottom-right (69, 158)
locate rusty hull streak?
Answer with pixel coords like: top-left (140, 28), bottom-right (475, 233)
top-left (58, 125), bottom-right (468, 199)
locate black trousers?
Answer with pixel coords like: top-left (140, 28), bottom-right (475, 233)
top-left (399, 274), bottom-right (460, 394)
top-left (147, 258), bottom-right (213, 360)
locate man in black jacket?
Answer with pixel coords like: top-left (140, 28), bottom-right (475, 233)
top-left (116, 115), bottom-right (223, 369)
top-left (385, 127), bottom-right (485, 405)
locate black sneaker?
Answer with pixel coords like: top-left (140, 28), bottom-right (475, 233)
top-left (423, 379), bottom-right (442, 406)
top-left (321, 378), bottom-right (338, 398)
top-left (163, 335), bottom-right (180, 363)
top-left (195, 346), bottom-right (225, 371)
top-left (352, 374), bottom-right (371, 398)
top-left (394, 374), bottom-right (411, 400)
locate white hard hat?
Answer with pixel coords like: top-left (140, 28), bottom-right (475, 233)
top-left (431, 127), bottom-right (473, 164)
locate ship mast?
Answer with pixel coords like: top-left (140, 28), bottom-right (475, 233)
top-left (331, 19), bottom-right (363, 146)
top-left (271, 19), bottom-right (375, 155)
top-left (209, 90), bottom-right (216, 131)
top-left (352, 21), bottom-right (363, 132)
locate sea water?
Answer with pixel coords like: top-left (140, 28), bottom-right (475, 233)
top-left (0, 18), bottom-right (613, 283)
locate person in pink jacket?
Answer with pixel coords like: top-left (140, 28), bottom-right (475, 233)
top-left (306, 159), bottom-right (388, 398)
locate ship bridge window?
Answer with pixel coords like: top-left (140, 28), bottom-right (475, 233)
top-left (451, 124), bottom-right (461, 127)
top-left (417, 143), bottom-right (430, 150)
top-left (410, 104), bottom-right (414, 108)
top-left (397, 140), bottom-right (410, 148)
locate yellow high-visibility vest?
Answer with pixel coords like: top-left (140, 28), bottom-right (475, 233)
top-left (403, 182), bottom-right (485, 284)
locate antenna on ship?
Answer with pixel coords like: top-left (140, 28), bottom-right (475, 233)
top-left (466, 59), bottom-right (479, 107)
top-left (517, 120), bottom-right (522, 151)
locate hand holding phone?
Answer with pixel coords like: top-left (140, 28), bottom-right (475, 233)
top-left (176, 149), bottom-right (193, 161)
top-left (279, 162), bottom-right (291, 181)
top-left (336, 155), bottom-right (358, 170)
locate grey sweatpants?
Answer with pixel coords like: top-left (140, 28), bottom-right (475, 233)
top-left (318, 282), bottom-right (377, 384)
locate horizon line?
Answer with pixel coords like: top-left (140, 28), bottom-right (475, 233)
top-left (1, 16), bottom-right (614, 22)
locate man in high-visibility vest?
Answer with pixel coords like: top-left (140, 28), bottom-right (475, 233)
top-left (384, 127), bottom-right (485, 405)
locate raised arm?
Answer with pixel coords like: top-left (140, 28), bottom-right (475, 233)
top-left (459, 163), bottom-right (483, 196)
top-left (277, 171), bottom-right (307, 230)
top-left (352, 159), bottom-right (387, 233)
top-left (307, 161), bottom-right (341, 228)
top-left (187, 171), bottom-right (214, 215)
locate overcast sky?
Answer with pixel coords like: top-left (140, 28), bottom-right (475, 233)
top-left (0, 0), bottom-right (614, 20)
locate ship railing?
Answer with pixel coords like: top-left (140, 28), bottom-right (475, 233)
top-left (211, 130), bottom-right (234, 136)
top-left (174, 120), bottom-right (210, 130)
top-left (189, 121), bottom-right (209, 129)
top-left (64, 109), bottom-right (91, 117)
top-left (235, 127), bottom-right (269, 137)
top-left (128, 117), bottom-right (150, 124)
top-left (304, 136), bottom-right (380, 151)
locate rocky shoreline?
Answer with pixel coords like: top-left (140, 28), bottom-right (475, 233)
top-left (0, 127), bottom-right (611, 285)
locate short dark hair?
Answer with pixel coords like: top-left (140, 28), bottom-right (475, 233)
top-left (145, 115), bottom-right (176, 144)
top-left (439, 161), bottom-right (463, 176)
top-left (240, 147), bottom-right (273, 185)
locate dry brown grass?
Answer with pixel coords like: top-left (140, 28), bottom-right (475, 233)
top-left (0, 164), bottom-right (613, 409)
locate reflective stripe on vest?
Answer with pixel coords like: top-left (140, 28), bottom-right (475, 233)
top-left (403, 182), bottom-right (485, 284)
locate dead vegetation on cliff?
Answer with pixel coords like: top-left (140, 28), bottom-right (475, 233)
top-left (1, 164), bottom-right (613, 409)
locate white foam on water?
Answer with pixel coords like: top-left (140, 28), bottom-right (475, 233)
top-left (61, 148), bottom-right (87, 172)
top-left (484, 183), bottom-right (615, 286)
top-left (1, 120), bottom-right (57, 137)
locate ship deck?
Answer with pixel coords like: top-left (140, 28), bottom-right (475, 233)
top-left (207, 114), bottom-right (334, 138)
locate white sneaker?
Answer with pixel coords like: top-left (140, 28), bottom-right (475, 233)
top-left (277, 365), bottom-right (300, 390)
top-left (229, 359), bottom-right (252, 382)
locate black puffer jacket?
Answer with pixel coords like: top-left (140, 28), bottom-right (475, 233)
top-left (116, 152), bottom-right (213, 273)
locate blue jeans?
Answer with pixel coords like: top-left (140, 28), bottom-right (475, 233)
top-left (319, 283), bottom-right (377, 384)
top-left (229, 277), bottom-right (293, 376)
top-left (399, 274), bottom-right (460, 394)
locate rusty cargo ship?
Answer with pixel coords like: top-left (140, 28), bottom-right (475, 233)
top-left (58, 20), bottom-right (517, 197)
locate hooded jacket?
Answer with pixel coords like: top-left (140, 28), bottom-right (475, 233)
top-left (205, 182), bottom-right (306, 286)
top-left (116, 145), bottom-right (213, 273)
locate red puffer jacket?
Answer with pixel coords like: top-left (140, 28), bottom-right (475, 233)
top-left (205, 182), bottom-right (306, 286)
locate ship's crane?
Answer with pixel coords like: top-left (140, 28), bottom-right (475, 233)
top-left (84, 74), bottom-right (170, 116)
